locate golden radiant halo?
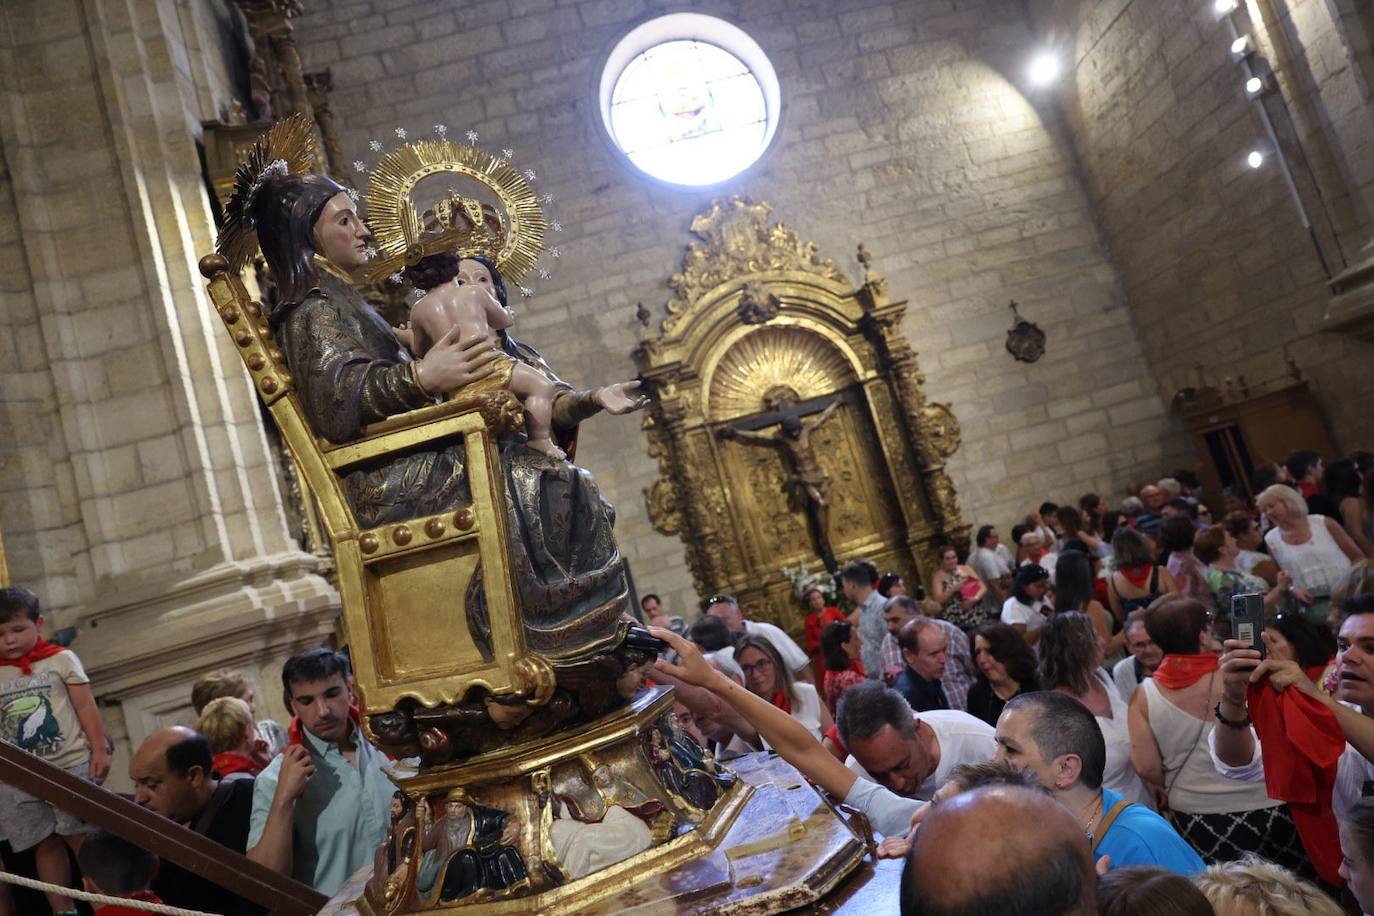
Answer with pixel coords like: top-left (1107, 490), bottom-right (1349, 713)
top-left (216, 113), bottom-right (318, 273)
top-left (362, 139), bottom-right (546, 286)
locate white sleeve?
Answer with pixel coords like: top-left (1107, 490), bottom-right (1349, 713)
top-left (1205, 726), bottom-right (1265, 781)
top-left (842, 776), bottom-right (924, 837)
top-left (1000, 599), bottom-right (1030, 627)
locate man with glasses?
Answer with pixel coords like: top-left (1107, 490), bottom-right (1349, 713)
top-left (704, 594), bottom-right (813, 683)
top-left (1111, 611), bottom-right (1163, 701)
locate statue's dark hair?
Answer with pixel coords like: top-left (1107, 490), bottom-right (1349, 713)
top-left (251, 172), bottom-right (347, 321)
top-left (405, 251), bottom-right (461, 290)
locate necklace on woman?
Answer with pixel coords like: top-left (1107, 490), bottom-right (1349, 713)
top-left (1077, 792), bottom-right (1104, 843)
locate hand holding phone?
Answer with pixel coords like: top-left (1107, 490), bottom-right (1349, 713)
top-left (1230, 593), bottom-right (1265, 659)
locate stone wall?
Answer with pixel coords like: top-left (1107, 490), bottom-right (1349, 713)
top-left (1029, 0), bottom-right (1374, 452)
top-left (291, 0), bottom-right (1180, 614)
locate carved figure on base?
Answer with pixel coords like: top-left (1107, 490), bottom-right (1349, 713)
top-left (415, 792), bottom-right (529, 903)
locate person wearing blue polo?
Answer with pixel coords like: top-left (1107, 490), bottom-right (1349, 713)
top-left (995, 691), bottom-right (1203, 874)
top-left (246, 647), bottom-right (395, 895)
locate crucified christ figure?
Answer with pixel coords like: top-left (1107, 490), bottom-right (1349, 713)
top-left (717, 389), bottom-right (842, 573)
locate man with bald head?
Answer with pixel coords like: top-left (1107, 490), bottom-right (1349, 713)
top-left (128, 726), bottom-right (262, 915)
top-left (901, 784), bottom-right (1096, 916)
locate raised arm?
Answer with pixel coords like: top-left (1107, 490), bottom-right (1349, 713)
top-left (650, 628), bottom-right (858, 801)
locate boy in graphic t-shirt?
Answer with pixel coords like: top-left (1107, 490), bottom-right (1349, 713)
top-left (0, 586), bottom-right (110, 916)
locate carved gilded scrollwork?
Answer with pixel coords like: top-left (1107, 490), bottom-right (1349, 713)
top-left (635, 199), bottom-right (967, 624)
top-left (663, 197), bottom-right (847, 336)
top-left (736, 281), bottom-right (781, 325)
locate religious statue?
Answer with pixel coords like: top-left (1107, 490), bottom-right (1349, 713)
top-left (642, 720), bottom-right (732, 812)
top-left (543, 762), bottom-right (665, 880)
top-left (395, 197), bottom-right (571, 460)
top-left (216, 118), bottom-right (661, 760)
top-left (717, 385), bottom-right (841, 572)
top-left (368, 791), bottom-right (419, 907)
top-left (415, 792), bottom-right (528, 903)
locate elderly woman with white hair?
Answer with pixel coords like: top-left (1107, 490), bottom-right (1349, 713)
top-left (1257, 483), bottom-right (1362, 623)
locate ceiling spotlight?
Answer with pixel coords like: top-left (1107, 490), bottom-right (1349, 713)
top-left (1245, 75), bottom-right (1265, 96)
top-left (1230, 35), bottom-right (1252, 58)
top-left (1215, 0), bottom-right (1238, 13)
top-left (1028, 52), bottom-right (1060, 86)
top-left (1247, 150), bottom-right (1264, 168)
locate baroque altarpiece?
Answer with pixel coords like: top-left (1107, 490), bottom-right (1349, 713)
top-left (636, 198), bottom-right (968, 625)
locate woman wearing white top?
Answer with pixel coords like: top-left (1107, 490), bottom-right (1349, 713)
top-left (1128, 595), bottom-right (1306, 868)
top-left (735, 634), bottom-right (831, 741)
top-left (1257, 484), bottom-right (1361, 623)
top-left (1037, 611), bottom-right (1154, 809)
top-left (1000, 563), bottom-right (1052, 646)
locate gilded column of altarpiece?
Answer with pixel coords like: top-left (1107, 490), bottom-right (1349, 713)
top-left (635, 198), bottom-right (969, 633)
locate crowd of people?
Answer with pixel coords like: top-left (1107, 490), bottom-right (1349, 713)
top-left (4, 447), bottom-right (1374, 913)
top-left (0, 584), bottom-right (391, 914)
top-left (650, 448), bottom-right (1374, 914)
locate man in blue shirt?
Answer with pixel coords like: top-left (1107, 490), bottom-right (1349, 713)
top-left (995, 691), bottom-right (1203, 874)
top-left (246, 647), bottom-right (395, 895)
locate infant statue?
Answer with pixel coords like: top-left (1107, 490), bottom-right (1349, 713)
top-left (405, 250), bottom-right (565, 459)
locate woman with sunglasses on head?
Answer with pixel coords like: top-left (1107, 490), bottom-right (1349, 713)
top-left (735, 635), bottom-right (832, 741)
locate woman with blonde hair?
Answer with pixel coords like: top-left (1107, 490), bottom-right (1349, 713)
top-left (1193, 855), bottom-right (1342, 916)
top-left (1257, 483), bottom-right (1362, 623)
top-left (734, 634), bottom-right (832, 740)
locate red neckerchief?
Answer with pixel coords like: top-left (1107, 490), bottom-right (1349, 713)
top-left (287, 704), bottom-right (362, 747)
top-left (1117, 564), bottom-right (1153, 589)
top-left (94, 890), bottom-right (164, 916)
top-left (1247, 666), bottom-right (1344, 886)
top-left (0, 637), bottom-right (65, 675)
top-left (770, 690), bottom-right (792, 715)
top-left (212, 752), bottom-right (259, 777)
top-left (1027, 548), bottom-right (1047, 564)
top-left (1151, 653), bottom-right (1219, 689)
top-left (1298, 480), bottom-right (1319, 498)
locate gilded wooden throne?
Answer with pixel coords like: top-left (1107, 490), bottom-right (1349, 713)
top-left (635, 198), bottom-right (968, 631)
top-left (197, 254), bottom-right (552, 749)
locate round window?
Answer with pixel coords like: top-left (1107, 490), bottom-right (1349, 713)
top-left (599, 14), bottom-right (781, 187)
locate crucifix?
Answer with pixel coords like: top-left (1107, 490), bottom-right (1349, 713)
top-left (716, 386), bottom-right (842, 574)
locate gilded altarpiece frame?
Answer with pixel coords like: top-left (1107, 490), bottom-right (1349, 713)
top-left (635, 198), bottom-right (969, 633)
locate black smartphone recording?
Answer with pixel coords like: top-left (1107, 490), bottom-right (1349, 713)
top-left (1230, 592), bottom-right (1265, 658)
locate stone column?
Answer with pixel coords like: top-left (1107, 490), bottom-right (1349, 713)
top-left (0, 0), bottom-right (338, 789)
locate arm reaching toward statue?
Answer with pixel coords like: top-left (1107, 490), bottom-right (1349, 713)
top-left (651, 627), bottom-right (857, 799)
top-left (651, 627), bottom-right (921, 836)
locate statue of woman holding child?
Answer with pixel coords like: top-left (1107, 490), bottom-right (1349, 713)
top-left (217, 118), bottom-right (648, 678)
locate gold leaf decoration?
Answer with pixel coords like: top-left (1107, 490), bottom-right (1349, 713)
top-left (707, 326), bottom-right (855, 422)
top-left (663, 197), bottom-right (848, 336)
top-left (362, 139), bottom-right (545, 286)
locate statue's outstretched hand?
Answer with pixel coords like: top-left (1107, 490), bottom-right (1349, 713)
top-left (414, 327), bottom-right (498, 394)
top-left (650, 626), bottom-right (719, 690)
top-left (594, 379), bottom-right (649, 415)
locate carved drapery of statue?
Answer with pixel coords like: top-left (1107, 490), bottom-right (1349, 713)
top-left (635, 198), bottom-right (968, 633)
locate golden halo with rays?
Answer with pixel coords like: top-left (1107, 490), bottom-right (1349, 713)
top-left (708, 326), bottom-right (856, 421)
top-left (216, 113), bottom-right (317, 273)
top-left (362, 139), bottom-right (545, 286)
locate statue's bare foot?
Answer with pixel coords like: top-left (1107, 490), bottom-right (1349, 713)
top-left (528, 437), bottom-right (566, 461)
